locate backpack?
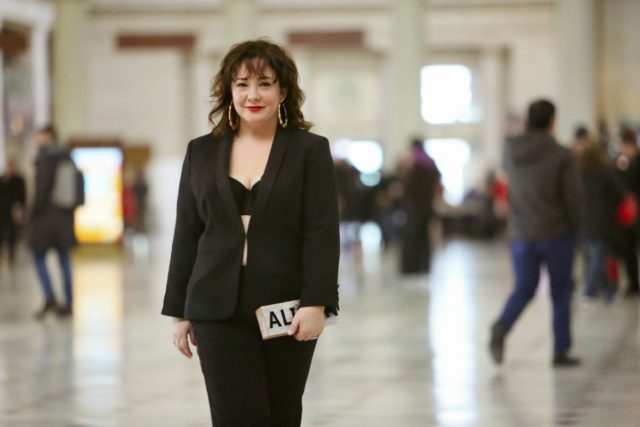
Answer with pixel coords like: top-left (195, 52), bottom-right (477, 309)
top-left (51, 157), bottom-right (85, 209)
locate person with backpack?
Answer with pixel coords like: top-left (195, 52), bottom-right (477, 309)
top-left (30, 125), bottom-right (84, 319)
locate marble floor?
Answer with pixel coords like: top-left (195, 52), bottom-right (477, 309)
top-left (0, 233), bottom-right (639, 427)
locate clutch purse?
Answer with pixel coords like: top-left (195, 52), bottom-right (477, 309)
top-left (255, 299), bottom-right (338, 340)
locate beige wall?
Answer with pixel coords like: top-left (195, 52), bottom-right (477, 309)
top-left (600, 0), bottom-right (640, 128)
top-left (81, 2), bottom-right (560, 232)
top-left (75, 0), bottom-right (639, 230)
top-left (85, 2), bottom-right (557, 156)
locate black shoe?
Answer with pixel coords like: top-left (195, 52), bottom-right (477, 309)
top-left (34, 300), bottom-right (59, 320)
top-left (489, 321), bottom-right (507, 365)
top-left (552, 354), bottom-right (581, 367)
top-left (56, 305), bottom-right (73, 317)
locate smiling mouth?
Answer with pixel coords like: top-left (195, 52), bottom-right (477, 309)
top-left (247, 106), bottom-right (263, 112)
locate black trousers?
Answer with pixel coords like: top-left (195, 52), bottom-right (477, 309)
top-left (0, 216), bottom-right (18, 263)
top-left (618, 231), bottom-right (640, 292)
top-left (400, 208), bottom-right (432, 274)
top-left (191, 269), bottom-right (317, 427)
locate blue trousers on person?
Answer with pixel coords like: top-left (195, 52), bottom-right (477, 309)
top-left (498, 235), bottom-right (576, 356)
top-left (584, 239), bottom-right (615, 301)
top-left (33, 248), bottom-right (73, 307)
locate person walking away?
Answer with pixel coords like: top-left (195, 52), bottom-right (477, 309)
top-left (571, 125), bottom-right (590, 160)
top-left (30, 125), bottom-right (83, 319)
top-left (489, 99), bottom-right (583, 367)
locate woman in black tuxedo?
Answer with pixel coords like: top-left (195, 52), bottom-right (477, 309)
top-left (161, 39), bottom-right (340, 427)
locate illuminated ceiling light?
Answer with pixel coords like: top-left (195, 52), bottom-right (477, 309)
top-left (421, 65), bottom-right (476, 125)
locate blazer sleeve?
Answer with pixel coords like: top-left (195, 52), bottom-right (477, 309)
top-left (161, 141), bottom-right (205, 318)
top-left (299, 137), bottom-right (340, 311)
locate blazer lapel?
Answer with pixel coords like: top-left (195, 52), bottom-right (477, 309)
top-left (248, 126), bottom-right (290, 233)
top-left (216, 131), bottom-right (243, 229)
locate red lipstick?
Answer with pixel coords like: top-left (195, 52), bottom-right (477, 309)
top-left (247, 106), bottom-right (263, 112)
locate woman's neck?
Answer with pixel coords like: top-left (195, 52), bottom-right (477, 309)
top-left (237, 120), bottom-right (278, 141)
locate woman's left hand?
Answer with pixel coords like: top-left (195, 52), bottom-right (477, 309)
top-left (288, 306), bottom-right (325, 341)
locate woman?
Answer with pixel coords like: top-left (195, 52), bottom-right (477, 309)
top-left (161, 39), bottom-right (340, 426)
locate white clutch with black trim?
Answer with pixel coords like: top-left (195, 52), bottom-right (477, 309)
top-left (255, 299), bottom-right (338, 340)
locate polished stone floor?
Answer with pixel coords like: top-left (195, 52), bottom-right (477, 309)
top-left (0, 233), bottom-right (639, 427)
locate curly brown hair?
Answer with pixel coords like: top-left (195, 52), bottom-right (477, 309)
top-left (208, 39), bottom-right (312, 136)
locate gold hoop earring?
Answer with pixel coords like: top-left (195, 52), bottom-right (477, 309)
top-left (228, 103), bottom-right (238, 130)
top-left (278, 103), bottom-right (288, 128)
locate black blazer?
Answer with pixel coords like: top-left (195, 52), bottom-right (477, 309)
top-left (161, 127), bottom-right (340, 320)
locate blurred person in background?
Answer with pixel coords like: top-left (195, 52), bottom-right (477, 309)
top-left (598, 119), bottom-right (613, 154)
top-left (613, 129), bottom-right (640, 297)
top-left (372, 172), bottom-right (404, 249)
top-left (335, 158), bottom-right (367, 252)
top-left (162, 39), bottom-right (339, 427)
top-left (122, 169), bottom-right (137, 231)
top-left (571, 125), bottom-right (590, 160)
top-left (398, 138), bottom-right (441, 275)
top-left (133, 169), bottom-right (149, 233)
top-left (122, 168), bottom-right (150, 234)
top-left (579, 142), bottom-right (625, 302)
top-left (489, 99), bottom-right (583, 367)
top-left (477, 169), bottom-right (506, 238)
top-left (0, 160), bottom-right (26, 267)
top-left (30, 125), bottom-right (79, 319)
top-left (491, 169), bottom-right (509, 230)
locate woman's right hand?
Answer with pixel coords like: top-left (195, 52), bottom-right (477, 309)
top-left (173, 318), bottom-right (197, 359)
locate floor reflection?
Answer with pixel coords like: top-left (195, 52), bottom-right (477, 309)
top-left (430, 243), bottom-right (477, 426)
top-left (0, 232), bottom-right (639, 426)
top-left (73, 248), bottom-right (124, 365)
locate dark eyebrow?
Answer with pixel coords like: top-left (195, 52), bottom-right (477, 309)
top-left (233, 75), bottom-right (273, 82)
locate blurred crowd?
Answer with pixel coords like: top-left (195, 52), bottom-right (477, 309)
top-left (334, 136), bottom-right (505, 276)
top-left (571, 125), bottom-right (640, 300)
top-left (334, 121), bottom-right (640, 299)
top-left (3, 119), bottom-right (639, 305)
top-left (335, 138), bottom-right (442, 275)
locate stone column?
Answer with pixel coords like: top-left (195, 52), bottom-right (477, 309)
top-left (31, 24), bottom-right (50, 128)
top-left (556, 0), bottom-right (596, 144)
top-left (386, 0), bottom-right (426, 168)
top-left (480, 47), bottom-right (506, 169)
top-left (224, 0), bottom-right (257, 45)
top-left (52, 0), bottom-right (88, 142)
top-left (0, 41), bottom-right (5, 171)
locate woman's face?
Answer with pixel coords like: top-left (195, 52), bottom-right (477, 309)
top-left (231, 62), bottom-right (286, 130)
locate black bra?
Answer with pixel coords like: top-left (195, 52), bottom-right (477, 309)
top-left (229, 177), bottom-right (261, 215)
